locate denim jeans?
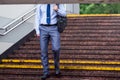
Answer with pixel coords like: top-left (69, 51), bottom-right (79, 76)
top-left (39, 25), bottom-right (60, 75)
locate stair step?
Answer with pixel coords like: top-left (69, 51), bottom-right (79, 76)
top-left (68, 16), bottom-right (120, 19)
top-left (68, 19), bottom-right (120, 22)
top-left (2, 59), bottom-right (120, 65)
top-left (13, 49), bottom-right (120, 54)
top-left (67, 23), bottom-right (120, 26)
top-left (8, 53), bottom-right (120, 61)
top-left (24, 41), bottom-right (120, 46)
top-left (1, 15), bottom-right (120, 80)
top-left (65, 26), bottom-right (120, 29)
top-left (0, 69), bottom-right (119, 78)
top-left (19, 45), bottom-right (120, 50)
top-left (29, 37), bottom-right (120, 42)
top-left (0, 74), bottom-right (119, 80)
top-left (0, 64), bottom-right (120, 71)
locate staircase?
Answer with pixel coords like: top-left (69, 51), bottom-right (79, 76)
top-left (0, 14), bottom-right (120, 80)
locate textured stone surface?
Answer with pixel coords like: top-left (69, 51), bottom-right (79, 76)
top-left (0, 16), bottom-right (120, 80)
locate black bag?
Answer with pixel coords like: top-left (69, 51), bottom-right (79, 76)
top-left (57, 4), bottom-right (67, 33)
top-left (57, 15), bottom-right (67, 33)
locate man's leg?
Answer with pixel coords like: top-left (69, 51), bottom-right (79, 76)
top-left (50, 29), bottom-right (61, 75)
top-left (40, 30), bottom-right (50, 76)
top-left (53, 50), bottom-right (60, 75)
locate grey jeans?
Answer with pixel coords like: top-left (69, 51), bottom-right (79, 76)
top-left (39, 25), bottom-right (60, 75)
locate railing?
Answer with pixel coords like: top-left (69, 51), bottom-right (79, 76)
top-left (0, 6), bottom-right (76, 36)
top-left (0, 7), bottom-right (36, 36)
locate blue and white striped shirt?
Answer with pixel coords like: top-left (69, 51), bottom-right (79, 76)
top-left (35, 4), bottom-right (66, 35)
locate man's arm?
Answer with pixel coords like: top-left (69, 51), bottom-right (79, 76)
top-left (54, 4), bottom-right (66, 17)
top-left (35, 5), bottom-right (41, 37)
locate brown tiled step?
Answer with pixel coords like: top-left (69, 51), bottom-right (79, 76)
top-left (31, 35), bottom-right (120, 39)
top-left (30, 37), bottom-right (120, 42)
top-left (0, 69), bottom-right (119, 78)
top-left (68, 16), bottom-right (119, 20)
top-left (62, 33), bottom-right (120, 36)
top-left (68, 16), bottom-right (120, 19)
top-left (33, 32), bottom-right (120, 36)
top-left (67, 22), bottom-right (120, 25)
top-left (2, 61), bottom-right (120, 68)
top-left (68, 16), bottom-right (120, 20)
top-left (19, 45), bottom-right (120, 50)
top-left (33, 33), bottom-right (120, 37)
top-left (67, 23), bottom-right (120, 26)
top-left (34, 32), bottom-right (120, 36)
top-left (60, 37), bottom-right (120, 40)
top-left (2, 59), bottom-right (120, 65)
top-left (8, 53), bottom-right (120, 61)
top-left (67, 19), bottom-right (120, 23)
top-left (65, 26), bottom-right (120, 30)
top-left (68, 18), bottom-right (120, 21)
top-left (0, 68), bottom-right (42, 75)
top-left (7, 56), bottom-right (120, 61)
top-left (64, 29), bottom-right (120, 33)
top-left (0, 75), bottom-right (119, 80)
top-left (24, 41), bottom-right (120, 46)
top-left (68, 22), bottom-right (120, 26)
top-left (63, 30), bottom-right (120, 34)
top-left (1, 64), bottom-right (120, 71)
top-left (61, 37), bottom-right (120, 41)
top-left (31, 35), bottom-right (120, 40)
top-left (2, 63), bottom-right (119, 68)
top-left (13, 49), bottom-right (120, 54)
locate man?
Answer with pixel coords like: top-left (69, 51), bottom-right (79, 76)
top-left (35, 4), bottom-right (66, 80)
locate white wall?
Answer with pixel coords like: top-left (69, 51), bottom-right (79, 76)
top-left (0, 4), bottom-right (34, 19)
top-left (66, 4), bottom-right (79, 14)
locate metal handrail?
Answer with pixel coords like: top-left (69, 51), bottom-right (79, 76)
top-left (0, 7), bottom-right (37, 36)
top-left (0, 6), bottom-right (75, 36)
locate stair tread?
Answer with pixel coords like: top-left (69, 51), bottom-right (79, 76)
top-left (2, 59), bottom-right (120, 64)
top-left (1, 16), bottom-right (120, 79)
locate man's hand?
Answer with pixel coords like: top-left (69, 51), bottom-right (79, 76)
top-left (36, 34), bottom-right (40, 38)
top-left (53, 5), bottom-right (58, 11)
